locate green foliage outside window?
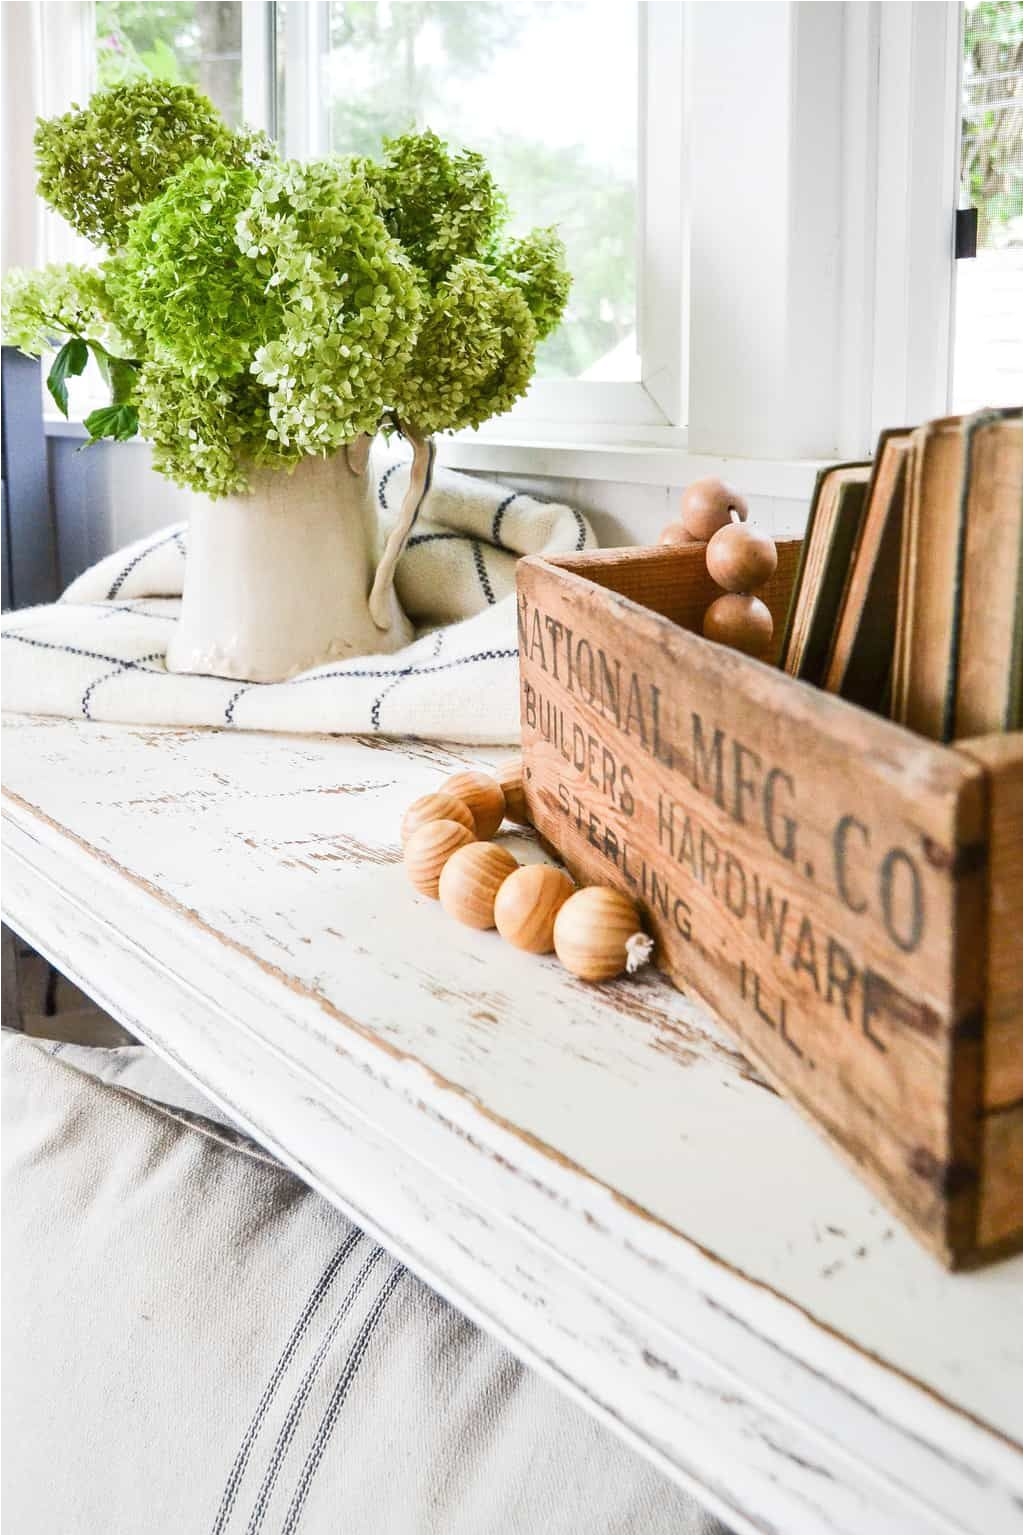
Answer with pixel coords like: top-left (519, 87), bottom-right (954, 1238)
top-left (962, 0), bottom-right (1023, 246)
top-left (96, 2), bottom-right (242, 124)
top-left (319, 2), bottom-right (635, 381)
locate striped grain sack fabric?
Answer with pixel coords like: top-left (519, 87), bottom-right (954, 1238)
top-left (0, 452), bottom-right (595, 744)
top-left (1, 1032), bottom-right (727, 1536)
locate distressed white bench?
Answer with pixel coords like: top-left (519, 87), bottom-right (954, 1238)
top-left (2, 713), bottom-right (1020, 1534)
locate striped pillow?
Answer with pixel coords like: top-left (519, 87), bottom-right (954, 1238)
top-left (1, 1034), bottom-right (726, 1536)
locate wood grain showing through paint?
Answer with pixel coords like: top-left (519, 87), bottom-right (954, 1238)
top-left (1, 713), bottom-right (1021, 1534)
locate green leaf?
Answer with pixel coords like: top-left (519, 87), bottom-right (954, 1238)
top-left (88, 338), bottom-right (111, 388)
top-left (87, 339), bottom-right (139, 405)
top-left (137, 38), bottom-right (183, 86)
top-left (83, 403), bottom-right (139, 443)
top-left (108, 355), bottom-right (140, 405)
top-left (46, 337), bottom-right (89, 417)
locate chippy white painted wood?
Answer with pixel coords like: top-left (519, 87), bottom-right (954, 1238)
top-left (1, 714), bottom-right (1020, 1535)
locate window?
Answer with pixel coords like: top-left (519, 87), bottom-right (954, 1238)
top-left (96, 2), bottom-right (243, 125)
top-left (51, 0), bottom-right (686, 439)
top-left (952, 0), bottom-right (1023, 412)
top-left (300, 1), bottom-right (641, 387)
top-left (27, 2), bottom-right (980, 474)
top-left (275, 0), bottom-right (685, 431)
top-left (37, 5), bottom-right (246, 297)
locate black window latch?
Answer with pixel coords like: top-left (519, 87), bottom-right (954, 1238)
top-left (956, 206), bottom-right (978, 260)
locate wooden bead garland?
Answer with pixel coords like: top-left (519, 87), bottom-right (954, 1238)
top-left (678, 476), bottom-right (749, 541)
top-left (442, 770), bottom-right (506, 839)
top-left (494, 865), bottom-right (574, 953)
top-left (657, 523), bottom-right (705, 548)
top-left (705, 519), bottom-right (777, 593)
top-left (495, 759), bottom-right (531, 826)
top-left (403, 818), bottom-right (475, 898)
top-left (699, 507), bottom-right (778, 660)
top-left (401, 791), bottom-right (475, 844)
top-left (439, 842), bottom-right (519, 930)
top-left (658, 481), bottom-right (777, 660)
top-left (703, 593), bottom-right (774, 656)
top-left (553, 887), bottom-right (650, 982)
top-left (401, 762), bottom-right (652, 983)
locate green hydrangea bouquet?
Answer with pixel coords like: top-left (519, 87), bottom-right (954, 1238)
top-left (3, 79), bottom-right (571, 498)
top-left (3, 80), bottom-right (571, 682)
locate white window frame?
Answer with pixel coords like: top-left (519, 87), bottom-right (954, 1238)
top-left (21, 1), bottom-right (969, 493)
top-left (867, 0), bottom-right (963, 440)
top-left (33, 1), bottom-right (97, 271)
top-left (680, 0), bottom-right (962, 467)
top-left (264, 0), bottom-right (688, 444)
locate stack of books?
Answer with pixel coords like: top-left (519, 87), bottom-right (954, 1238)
top-left (780, 406), bottom-right (1022, 742)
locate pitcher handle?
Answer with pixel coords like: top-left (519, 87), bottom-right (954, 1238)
top-left (368, 427), bottom-right (435, 631)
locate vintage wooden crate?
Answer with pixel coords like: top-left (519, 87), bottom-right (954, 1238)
top-left (517, 540), bottom-right (1022, 1268)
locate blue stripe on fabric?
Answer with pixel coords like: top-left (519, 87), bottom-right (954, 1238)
top-left (212, 1231), bottom-right (362, 1534)
top-left (471, 541), bottom-right (496, 605)
top-left (406, 532), bottom-right (473, 549)
top-left (280, 1264), bottom-right (405, 1534)
top-left (370, 630), bottom-right (444, 733)
top-left (2, 631), bottom-right (166, 672)
top-left (81, 654), bottom-right (163, 719)
top-left (223, 646), bottom-right (517, 725)
top-left (491, 492), bottom-right (517, 549)
top-left (246, 1246), bottom-right (387, 1535)
top-left (377, 462), bottom-right (402, 512)
top-left (106, 527), bottom-right (186, 599)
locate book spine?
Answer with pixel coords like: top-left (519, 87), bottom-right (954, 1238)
top-left (942, 409), bottom-right (1003, 743)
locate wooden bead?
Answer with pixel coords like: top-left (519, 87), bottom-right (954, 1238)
top-left (442, 770), bottom-right (506, 839)
top-left (553, 886), bottom-right (645, 982)
top-left (494, 865), bottom-right (574, 953)
top-left (495, 758), bottom-right (531, 826)
top-left (657, 522), bottom-right (706, 548)
top-left (679, 477), bottom-right (749, 541)
top-left (403, 819), bottom-right (475, 898)
top-left (438, 842), bottom-right (519, 930)
top-left (702, 593), bottom-right (774, 657)
top-left (401, 791), bottom-right (474, 845)
top-left (705, 520), bottom-right (777, 593)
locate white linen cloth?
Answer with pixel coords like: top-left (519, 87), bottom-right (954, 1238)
top-left (0, 450), bottom-right (595, 743)
top-left (2, 1030), bottom-right (727, 1535)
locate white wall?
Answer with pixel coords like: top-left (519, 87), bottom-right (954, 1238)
top-left (46, 434), bottom-right (812, 590)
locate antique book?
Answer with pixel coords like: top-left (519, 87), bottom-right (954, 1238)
top-left (893, 414), bottom-right (971, 740)
top-left (896, 409), bottom-right (1022, 742)
top-left (781, 463), bottom-right (872, 684)
top-left (890, 438), bottom-right (919, 728)
top-left (823, 429), bottom-right (912, 708)
top-left (953, 409), bottom-right (1023, 738)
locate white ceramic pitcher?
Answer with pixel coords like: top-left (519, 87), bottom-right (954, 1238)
top-left (165, 434), bottom-right (432, 684)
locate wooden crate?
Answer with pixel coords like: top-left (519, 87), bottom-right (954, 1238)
top-left (517, 541), bottom-right (1022, 1268)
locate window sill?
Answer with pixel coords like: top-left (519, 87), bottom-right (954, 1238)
top-left (43, 413), bottom-right (827, 497)
top-left (438, 431), bottom-right (827, 496)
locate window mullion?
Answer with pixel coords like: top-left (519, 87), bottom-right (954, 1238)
top-left (869, 1), bottom-right (961, 437)
top-left (482, 1), bottom-right (685, 440)
top-left (639, 0), bottom-right (687, 427)
top-left (686, 1), bottom-right (853, 461)
top-left (281, 0), bottom-right (326, 160)
top-left (242, 1), bottom-right (276, 139)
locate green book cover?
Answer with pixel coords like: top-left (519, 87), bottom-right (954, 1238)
top-left (780, 461), bottom-right (870, 671)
